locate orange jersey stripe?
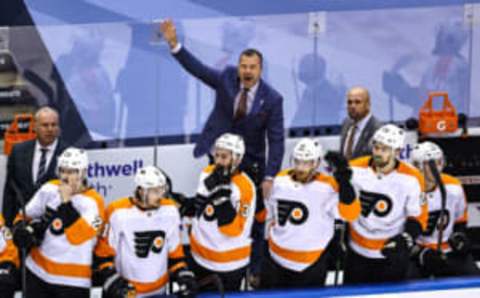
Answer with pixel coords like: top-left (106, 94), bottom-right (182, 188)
top-left (350, 227), bottom-right (388, 250)
top-left (131, 272), bottom-right (169, 294)
top-left (30, 248), bottom-right (91, 278)
top-left (268, 238), bottom-right (324, 264)
top-left (190, 235), bottom-right (250, 263)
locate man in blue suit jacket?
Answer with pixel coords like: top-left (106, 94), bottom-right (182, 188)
top-left (161, 19), bottom-right (284, 197)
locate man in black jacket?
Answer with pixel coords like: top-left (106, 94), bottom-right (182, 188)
top-left (2, 106), bottom-right (66, 226)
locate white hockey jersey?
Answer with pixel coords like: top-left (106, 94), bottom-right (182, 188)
top-left (416, 174), bottom-right (467, 252)
top-left (190, 165), bottom-right (256, 272)
top-left (95, 197), bottom-right (185, 297)
top-left (349, 157), bottom-right (428, 259)
top-left (21, 180), bottom-right (105, 288)
top-left (266, 169), bottom-right (361, 272)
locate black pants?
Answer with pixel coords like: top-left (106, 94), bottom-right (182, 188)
top-left (189, 257), bottom-right (246, 292)
top-left (260, 250), bottom-right (328, 289)
top-left (25, 269), bottom-right (90, 298)
top-left (343, 249), bottom-right (410, 285)
top-left (408, 253), bottom-right (480, 279)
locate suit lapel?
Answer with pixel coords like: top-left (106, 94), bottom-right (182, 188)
top-left (249, 81), bottom-right (266, 117)
top-left (340, 119), bottom-right (353, 153)
top-left (353, 117), bottom-right (375, 155)
top-left (24, 141), bottom-right (35, 187)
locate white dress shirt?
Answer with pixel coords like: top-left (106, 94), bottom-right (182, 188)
top-left (32, 139), bottom-right (58, 183)
top-left (343, 113), bottom-right (372, 156)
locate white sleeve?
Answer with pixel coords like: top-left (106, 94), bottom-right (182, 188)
top-left (25, 185), bottom-right (50, 219)
top-left (405, 180), bottom-right (423, 218)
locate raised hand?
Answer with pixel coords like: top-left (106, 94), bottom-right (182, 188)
top-left (160, 19), bottom-right (178, 49)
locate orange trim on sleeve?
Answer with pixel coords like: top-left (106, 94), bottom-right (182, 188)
top-left (218, 173), bottom-right (255, 237)
top-left (190, 235), bottom-right (251, 263)
top-left (0, 240), bottom-right (20, 268)
top-left (268, 238), bottom-right (324, 264)
top-left (30, 248), bottom-right (91, 278)
top-left (168, 261), bottom-right (187, 274)
top-left (131, 272), bottom-right (169, 294)
top-left (350, 227), bottom-right (387, 250)
top-left (98, 261), bottom-right (114, 271)
top-left (255, 208), bottom-right (267, 223)
top-left (168, 244), bottom-right (185, 259)
top-left (421, 242), bottom-right (450, 251)
top-left (339, 198), bottom-right (361, 222)
top-left (94, 237), bottom-right (116, 259)
top-left (411, 201), bottom-right (429, 232)
top-left (65, 217), bottom-right (97, 245)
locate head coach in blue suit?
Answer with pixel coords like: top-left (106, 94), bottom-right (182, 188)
top-left (160, 19), bottom-right (285, 198)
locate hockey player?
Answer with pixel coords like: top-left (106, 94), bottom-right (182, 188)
top-left (260, 138), bottom-right (361, 288)
top-left (189, 133), bottom-right (256, 291)
top-left (0, 215), bottom-right (19, 298)
top-left (409, 141), bottom-right (479, 278)
top-left (344, 124), bottom-right (428, 284)
top-left (12, 147), bottom-right (105, 298)
top-left (93, 165), bottom-right (197, 298)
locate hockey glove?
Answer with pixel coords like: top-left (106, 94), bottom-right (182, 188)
top-left (381, 232), bottom-right (414, 262)
top-left (176, 268), bottom-right (197, 298)
top-left (448, 232), bottom-right (470, 256)
top-left (0, 262), bottom-right (18, 290)
top-left (325, 151), bottom-right (355, 204)
top-left (204, 166), bottom-right (231, 191)
top-left (103, 271), bottom-right (135, 298)
top-left (12, 221), bottom-right (41, 251)
top-left (417, 247), bottom-right (447, 275)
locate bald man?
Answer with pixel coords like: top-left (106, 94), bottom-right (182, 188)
top-left (339, 87), bottom-right (382, 160)
top-left (2, 107), bottom-right (67, 226)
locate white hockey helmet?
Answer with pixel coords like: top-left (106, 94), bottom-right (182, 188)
top-left (411, 141), bottom-right (444, 165)
top-left (57, 147), bottom-right (88, 173)
top-left (214, 133), bottom-right (245, 164)
top-left (135, 166), bottom-right (168, 190)
top-left (292, 138), bottom-right (323, 162)
top-left (372, 124), bottom-right (405, 150)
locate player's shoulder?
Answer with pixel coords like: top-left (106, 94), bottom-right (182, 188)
top-left (441, 173), bottom-right (461, 186)
top-left (314, 173), bottom-right (339, 192)
top-left (350, 156), bottom-right (371, 168)
top-left (202, 164), bottom-right (215, 174)
top-left (107, 197), bottom-right (134, 218)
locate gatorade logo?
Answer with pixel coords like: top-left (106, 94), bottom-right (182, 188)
top-left (436, 120), bottom-right (446, 131)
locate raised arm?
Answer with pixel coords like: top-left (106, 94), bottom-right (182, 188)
top-left (160, 19), bottom-right (221, 89)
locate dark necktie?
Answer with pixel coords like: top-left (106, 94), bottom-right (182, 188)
top-left (344, 125), bottom-right (357, 160)
top-left (234, 88), bottom-right (249, 121)
top-left (36, 148), bottom-right (49, 183)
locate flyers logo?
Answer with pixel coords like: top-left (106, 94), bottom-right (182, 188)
top-left (424, 210), bottom-right (450, 236)
top-left (359, 190), bottom-right (393, 218)
top-left (201, 188), bottom-right (231, 222)
top-left (277, 200), bottom-right (309, 226)
top-left (46, 207), bottom-right (64, 235)
top-left (133, 230), bottom-right (166, 258)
